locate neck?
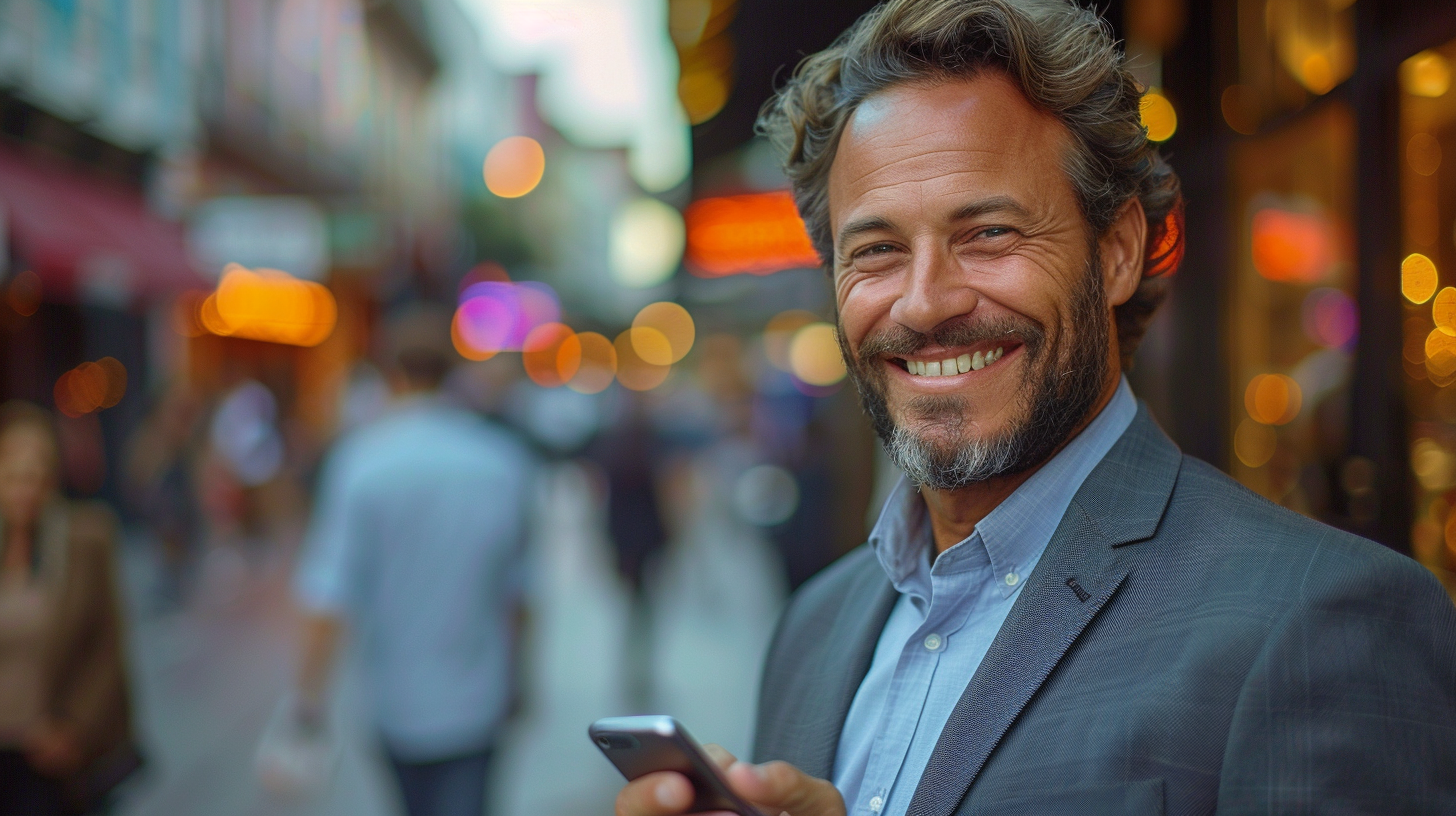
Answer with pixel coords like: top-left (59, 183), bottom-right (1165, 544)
top-left (920, 374), bottom-right (1121, 554)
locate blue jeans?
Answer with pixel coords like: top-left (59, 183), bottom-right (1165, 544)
top-left (385, 745), bottom-right (494, 816)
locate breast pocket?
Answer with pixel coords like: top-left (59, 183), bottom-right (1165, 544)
top-left (966, 778), bottom-right (1164, 815)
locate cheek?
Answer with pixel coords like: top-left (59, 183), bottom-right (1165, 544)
top-left (836, 278), bottom-right (895, 350)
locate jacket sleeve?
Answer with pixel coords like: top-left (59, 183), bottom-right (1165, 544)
top-left (1217, 548), bottom-right (1456, 814)
top-left (53, 505), bottom-right (133, 761)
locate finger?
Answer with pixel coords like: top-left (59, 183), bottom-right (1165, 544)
top-left (724, 761), bottom-right (845, 816)
top-left (615, 771), bottom-right (693, 816)
top-left (702, 743), bottom-right (739, 771)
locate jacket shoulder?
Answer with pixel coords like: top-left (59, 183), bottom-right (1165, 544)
top-left (1164, 456), bottom-right (1442, 601)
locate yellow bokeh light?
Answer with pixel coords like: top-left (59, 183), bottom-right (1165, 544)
top-left (627, 326), bottom-right (674, 367)
top-left (610, 198), bottom-right (686, 288)
top-left (1434, 288), bottom-right (1456, 336)
top-left (633, 302), bottom-right (695, 363)
top-left (764, 310), bottom-right (820, 371)
top-left (1403, 253), bottom-right (1440, 304)
top-left (484, 136), bottom-right (546, 198)
top-left (1408, 133), bottom-right (1443, 177)
top-left (1234, 419), bottom-right (1277, 468)
top-left (1244, 373), bottom-right (1302, 425)
top-left (1140, 90), bottom-right (1178, 142)
top-left (1300, 53), bottom-right (1336, 95)
top-left (1403, 50), bottom-right (1452, 98)
top-left (788, 322), bottom-right (847, 386)
top-left (568, 332), bottom-right (617, 394)
top-left (1425, 328), bottom-right (1456, 378)
top-left (679, 69), bottom-right (731, 125)
top-left (1412, 437), bottom-right (1454, 492)
top-left (614, 330), bottom-right (671, 391)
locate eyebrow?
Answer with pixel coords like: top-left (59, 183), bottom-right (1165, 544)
top-left (834, 195), bottom-right (1033, 250)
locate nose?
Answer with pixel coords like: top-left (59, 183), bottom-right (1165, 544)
top-left (887, 247), bottom-right (979, 336)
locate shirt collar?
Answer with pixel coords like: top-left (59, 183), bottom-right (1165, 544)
top-left (868, 376), bottom-right (1138, 597)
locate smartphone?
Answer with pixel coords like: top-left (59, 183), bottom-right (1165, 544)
top-left (589, 715), bottom-right (766, 816)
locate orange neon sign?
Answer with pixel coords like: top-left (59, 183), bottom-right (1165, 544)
top-left (685, 191), bottom-right (821, 277)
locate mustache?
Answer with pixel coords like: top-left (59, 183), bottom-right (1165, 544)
top-left (854, 315), bottom-right (1045, 365)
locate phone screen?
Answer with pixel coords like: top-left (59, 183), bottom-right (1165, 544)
top-left (589, 715), bottom-right (766, 816)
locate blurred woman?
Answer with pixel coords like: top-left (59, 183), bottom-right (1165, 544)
top-left (0, 402), bottom-right (135, 815)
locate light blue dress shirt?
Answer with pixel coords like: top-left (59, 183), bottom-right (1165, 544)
top-left (833, 378), bottom-right (1137, 816)
top-left (294, 397), bottom-right (535, 760)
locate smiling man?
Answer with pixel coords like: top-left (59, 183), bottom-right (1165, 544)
top-left (613, 1), bottom-right (1456, 815)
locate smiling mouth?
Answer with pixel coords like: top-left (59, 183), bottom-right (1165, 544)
top-left (891, 344), bottom-right (1014, 378)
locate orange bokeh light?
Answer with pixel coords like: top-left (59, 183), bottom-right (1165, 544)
top-left (484, 136), bottom-right (546, 199)
top-left (200, 265), bottom-right (337, 347)
top-left (614, 330), bottom-right (671, 391)
top-left (1250, 208), bottom-right (1334, 284)
top-left (685, 191), bottom-right (821, 277)
top-left (1403, 253), bottom-right (1440, 304)
top-left (1244, 373), bottom-right (1302, 425)
top-left (54, 357), bottom-right (127, 418)
top-left (568, 332), bottom-right (617, 394)
top-left (522, 323), bottom-right (580, 388)
top-left (632, 302), bottom-right (695, 363)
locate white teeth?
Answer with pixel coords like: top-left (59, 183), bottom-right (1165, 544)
top-left (909, 361), bottom-right (921, 375)
top-left (956, 354), bottom-right (971, 373)
top-left (971, 350), bottom-right (984, 370)
top-left (908, 350), bottom-right (1005, 377)
top-left (993, 346), bottom-right (1003, 360)
top-left (925, 361), bottom-right (941, 376)
top-left (942, 357), bottom-right (956, 373)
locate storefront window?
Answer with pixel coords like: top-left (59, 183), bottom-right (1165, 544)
top-left (1227, 102), bottom-right (1357, 521)
top-left (1400, 40), bottom-right (1456, 590)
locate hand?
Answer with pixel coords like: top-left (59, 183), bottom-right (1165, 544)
top-left (615, 744), bottom-right (844, 816)
top-left (24, 723), bottom-right (83, 777)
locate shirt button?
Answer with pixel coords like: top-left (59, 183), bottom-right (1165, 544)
top-left (1004, 572), bottom-right (1020, 587)
top-left (923, 633), bottom-right (943, 651)
top-left (869, 795), bottom-right (884, 813)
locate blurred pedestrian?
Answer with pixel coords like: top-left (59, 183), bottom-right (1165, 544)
top-left (588, 393), bottom-right (668, 711)
top-left (289, 304), bottom-right (535, 816)
top-left (0, 401), bottom-right (138, 815)
top-left (122, 382), bottom-right (205, 611)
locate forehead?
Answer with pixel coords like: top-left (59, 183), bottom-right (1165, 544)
top-left (827, 73), bottom-right (1074, 234)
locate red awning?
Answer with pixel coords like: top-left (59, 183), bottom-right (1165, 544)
top-left (0, 143), bottom-right (206, 304)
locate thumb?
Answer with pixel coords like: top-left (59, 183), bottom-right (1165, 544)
top-left (725, 761), bottom-right (844, 816)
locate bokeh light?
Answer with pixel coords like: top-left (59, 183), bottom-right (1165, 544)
top-left (54, 357), bottom-right (127, 418)
top-left (1250, 208), bottom-right (1334, 284)
top-left (627, 326), bottom-right (674, 366)
top-left (686, 192), bottom-right (820, 277)
top-left (172, 291), bottom-right (208, 337)
top-left (1434, 287), bottom-right (1456, 336)
top-left (1220, 85), bottom-right (1258, 135)
top-left (1234, 419), bottom-right (1277, 468)
top-left (1408, 133), bottom-right (1443, 177)
top-left (5, 269), bottom-right (42, 316)
top-left (1425, 328), bottom-right (1456, 380)
top-left (199, 265), bottom-right (337, 347)
top-left (452, 281), bottom-right (562, 360)
top-left (1139, 90), bottom-right (1177, 142)
top-left (732, 464), bottom-right (799, 526)
top-left (609, 198), bottom-right (685, 288)
top-left (522, 323), bottom-right (580, 388)
top-left (1412, 438), bottom-right (1455, 492)
top-left (763, 310), bottom-right (820, 371)
top-left (1403, 50), bottom-right (1452, 98)
top-left (1300, 288), bottom-right (1358, 348)
top-left (788, 323), bottom-right (846, 387)
top-left (484, 136), bottom-right (546, 198)
top-left (1403, 253), bottom-right (1440, 304)
top-left (567, 332), bottom-right (617, 394)
top-left (632, 302), bottom-right (695, 363)
top-left (613, 329), bottom-right (671, 391)
top-left (1244, 373), bottom-right (1302, 425)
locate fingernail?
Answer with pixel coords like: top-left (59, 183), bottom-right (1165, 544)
top-left (656, 780), bottom-right (678, 807)
top-left (732, 761), bottom-right (766, 782)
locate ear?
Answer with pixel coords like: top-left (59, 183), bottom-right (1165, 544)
top-left (1099, 198), bottom-right (1147, 308)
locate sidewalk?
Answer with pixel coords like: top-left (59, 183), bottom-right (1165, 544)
top-left (112, 461), bottom-right (785, 816)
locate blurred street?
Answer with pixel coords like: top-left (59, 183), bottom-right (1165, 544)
top-left (110, 461), bottom-right (783, 816)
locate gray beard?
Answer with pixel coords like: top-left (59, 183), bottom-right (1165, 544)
top-left (843, 255), bottom-right (1111, 491)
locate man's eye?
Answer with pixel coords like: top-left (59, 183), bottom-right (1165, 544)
top-left (857, 243), bottom-right (898, 257)
top-left (976, 226), bottom-right (1015, 239)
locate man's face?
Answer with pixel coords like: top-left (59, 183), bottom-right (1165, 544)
top-left (828, 74), bottom-right (1118, 488)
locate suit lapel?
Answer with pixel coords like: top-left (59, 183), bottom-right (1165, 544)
top-left (795, 560), bottom-right (899, 780)
top-left (905, 405), bottom-right (1182, 816)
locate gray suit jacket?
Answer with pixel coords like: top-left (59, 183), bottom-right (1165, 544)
top-left (753, 405), bottom-right (1456, 815)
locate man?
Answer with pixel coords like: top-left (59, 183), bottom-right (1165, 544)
top-left (616, 1), bottom-right (1456, 815)
top-left (292, 305), bottom-right (534, 816)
